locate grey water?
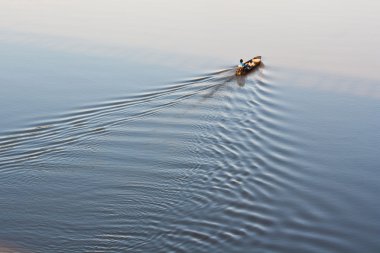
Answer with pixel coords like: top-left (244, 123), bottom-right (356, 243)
top-left (1, 1), bottom-right (380, 252)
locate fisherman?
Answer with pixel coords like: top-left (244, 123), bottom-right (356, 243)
top-left (238, 59), bottom-right (246, 68)
top-left (236, 59), bottom-right (247, 75)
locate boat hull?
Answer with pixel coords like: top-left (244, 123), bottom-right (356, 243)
top-left (235, 56), bottom-right (262, 76)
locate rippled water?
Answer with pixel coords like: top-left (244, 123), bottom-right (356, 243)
top-left (1, 1), bottom-right (380, 252)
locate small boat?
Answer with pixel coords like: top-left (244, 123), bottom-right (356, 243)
top-left (235, 56), bottom-right (262, 76)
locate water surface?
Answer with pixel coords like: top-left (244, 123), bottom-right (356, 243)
top-left (1, 1), bottom-right (380, 252)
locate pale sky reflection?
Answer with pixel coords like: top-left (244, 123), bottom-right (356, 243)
top-left (0, 0), bottom-right (379, 79)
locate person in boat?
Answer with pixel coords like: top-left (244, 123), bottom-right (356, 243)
top-left (238, 59), bottom-right (246, 68)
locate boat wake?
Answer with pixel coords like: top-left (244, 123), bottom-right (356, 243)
top-left (0, 67), bottom-right (237, 171)
top-left (1, 63), bottom-right (362, 253)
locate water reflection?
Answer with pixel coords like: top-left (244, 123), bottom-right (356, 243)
top-left (1, 0), bottom-right (379, 79)
top-left (1, 0), bottom-right (380, 252)
top-left (236, 75), bottom-right (247, 87)
top-left (1, 58), bottom-right (380, 252)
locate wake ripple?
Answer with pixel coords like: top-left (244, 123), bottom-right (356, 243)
top-left (0, 64), bottom-right (361, 253)
top-left (0, 68), bottom-right (234, 171)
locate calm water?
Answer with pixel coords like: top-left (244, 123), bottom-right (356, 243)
top-left (1, 1), bottom-right (380, 252)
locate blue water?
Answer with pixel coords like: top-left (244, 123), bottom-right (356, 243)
top-left (1, 1), bottom-right (380, 252)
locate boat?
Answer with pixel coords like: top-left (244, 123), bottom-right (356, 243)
top-left (235, 56), bottom-right (262, 76)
